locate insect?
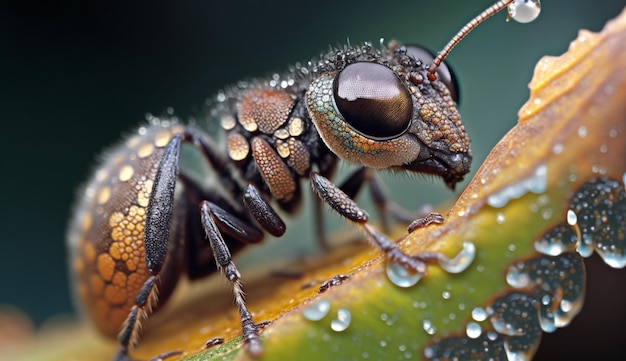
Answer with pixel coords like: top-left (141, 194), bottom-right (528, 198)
top-left (66, 0), bottom-right (540, 360)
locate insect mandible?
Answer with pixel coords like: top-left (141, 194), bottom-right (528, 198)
top-left (66, 1), bottom-right (541, 359)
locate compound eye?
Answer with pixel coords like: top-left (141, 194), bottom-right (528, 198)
top-left (405, 44), bottom-right (460, 103)
top-left (332, 62), bottom-right (412, 139)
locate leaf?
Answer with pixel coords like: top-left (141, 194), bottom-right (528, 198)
top-left (13, 6), bottom-right (626, 361)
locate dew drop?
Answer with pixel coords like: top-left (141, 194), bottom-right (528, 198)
top-left (330, 308), bottom-right (351, 332)
top-left (489, 293), bottom-right (540, 340)
top-left (507, 252), bottom-right (585, 330)
top-left (496, 212), bottom-right (506, 224)
top-left (570, 177), bottom-right (626, 267)
top-left (442, 291), bottom-right (451, 300)
top-left (600, 144), bottom-right (608, 154)
top-left (439, 242), bottom-right (476, 273)
top-left (302, 300), bottom-right (331, 321)
top-left (534, 222), bottom-right (578, 256)
top-left (566, 210), bottom-right (578, 226)
top-left (541, 208), bottom-right (553, 220)
top-left (508, 0), bottom-right (541, 23)
top-left (504, 340), bottom-right (531, 361)
top-left (577, 125), bottom-right (588, 138)
top-left (537, 292), bottom-right (557, 333)
top-left (386, 261), bottom-right (422, 287)
top-left (422, 319), bottom-right (437, 335)
top-left (506, 264), bottom-right (530, 288)
top-left (487, 164), bottom-right (547, 208)
top-left (577, 234), bottom-right (594, 258)
top-left (466, 321), bottom-right (482, 339)
top-left (423, 333), bottom-right (504, 360)
top-left (423, 346), bottom-right (434, 359)
top-left (471, 307), bottom-right (488, 322)
top-left (552, 143), bottom-right (563, 154)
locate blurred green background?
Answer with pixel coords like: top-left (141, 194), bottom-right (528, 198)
top-left (1, 0), bottom-right (625, 358)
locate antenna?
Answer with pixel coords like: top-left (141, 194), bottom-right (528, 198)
top-left (427, 0), bottom-right (541, 81)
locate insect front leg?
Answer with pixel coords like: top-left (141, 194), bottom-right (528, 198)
top-left (310, 172), bottom-right (444, 275)
top-left (338, 167), bottom-right (440, 232)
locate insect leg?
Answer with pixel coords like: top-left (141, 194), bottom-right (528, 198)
top-left (310, 172), bottom-right (439, 275)
top-left (243, 184), bottom-right (286, 237)
top-left (336, 168), bottom-right (430, 230)
top-left (204, 201), bottom-right (264, 244)
top-left (200, 201), bottom-right (262, 357)
top-left (368, 175), bottom-right (440, 226)
top-left (337, 167), bottom-right (395, 231)
top-left (115, 134), bottom-right (184, 360)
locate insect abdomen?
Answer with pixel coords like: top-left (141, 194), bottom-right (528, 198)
top-left (67, 122), bottom-right (185, 337)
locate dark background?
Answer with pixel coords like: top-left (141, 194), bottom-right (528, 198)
top-left (1, 0), bottom-right (625, 359)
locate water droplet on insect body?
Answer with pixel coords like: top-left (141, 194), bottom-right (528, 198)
top-left (302, 300), bottom-right (331, 321)
top-left (386, 261), bottom-right (422, 287)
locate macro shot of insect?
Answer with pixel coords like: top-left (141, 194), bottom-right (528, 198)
top-left (62, 2), bottom-right (544, 359)
top-left (4, 1), bottom-right (626, 361)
